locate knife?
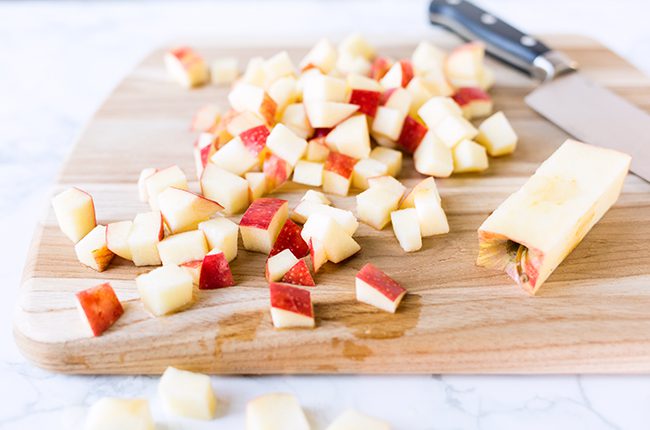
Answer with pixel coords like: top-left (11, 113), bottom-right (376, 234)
top-left (429, 0), bottom-right (650, 182)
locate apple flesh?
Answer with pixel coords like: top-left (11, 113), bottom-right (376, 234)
top-left (417, 96), bottom-right (463, 129)
top-left (159, 366), bottom-right (217, 420)
top-left (263, 152), bottom-right (293, 192)
top-left (369, 147), bottom-right (402, 177)
top-left (106, 220), bottom-right (133, 261)
top-left (246, 393), bottom-right (310, 430)
top-left (51, 187), bottom-right (96, 243)
top-left (266, 123), bottom-right (308, 166)
top-left (198, 217), bottom-right (239, 262)
top-left (75, 282), bottom-right (124, 336)
top-left (281, 103), bottom-right (314, 139)
top-left (200, 163), bottom-right (249, 214)
top-left (300, 189), bottom-right (331, 206)
top-left (210, 136), bottom-right (261, 175)
top-left (240, 198), bottom-right (288, 254)
top-left (84, 398), bottom-right (154, 430)
top-left (270, 219), bottom-right (310, 258)
top-left (323, 151), bottom-right (358, 196)
top-left (269, 282), bottom-right (315, 329)
top-left (262, 51), bottom-right (295, 88)
top-left (240, 124), bottom-right (270, 156)
top-left (136, 265), bottom-right (193, 316)
top-left (292, 160), bottom-right (324, 187)
top-left (300, 38), bottom-right (337, 74)
top-left (309, 238), bottom-right (328, 273)
top-left (193, 134), bottom-right (216, 180)
top-left (75, 225), bottom-right (114, 272)
top-left (325, 114), bottom-right (371, 159)
top-left (291, 201), bottom-right (358, 235)
top-left (411, 41), bottom-right (446, 74)
top-left (367, 176), bottom-right (406, 198)
top-left (281, 259), bottom-right (315, 286)
top-left (225, 111), bottom-right (265, 137)
top-left (370, 56), bottom-right (393, 80)
top-left (304, 101), bottom-right (359, 128)
top-left (128, 211), bottom-right (164, 266)
top-left (265, 249), bottom-right (299, 282)
top-left (371, 106), bottom-right (405, 141)
top-left (191, 104), bottom-right (221, 132)
top-left (356, 186), bottom-right (402, 230)
top-left (211, 57), bottom-right (239, 85)
top-left (268, 76), bottom-right (298, 116)
top-left (380, 59), bottom-right (414, 88)
top-left (445, 42), bottom-right (487, 89)
top-left (390, 208), bottom-right (422, 252)
top-left (413, 188), bottom-right (449, 237)
top-left (228, 83), bottom-right (276, 125)
top-left (380, 87), bottom-right (412, 117)
top-left (145, 165), bottom-right (188, 211)
top-left (138, 168), bottom-right (157, 202)
top-left (355, 263), bottom-right (406, 313)
top-left (452, 139), bottom-right (489, 173)
top-left (476, 111), bottom-right (518, 156)
top-left (352, 158), bottom-right (388, 190)
top-left (306, 138), bottom-right (330, 162)
top-left (413, 131), bottom-right (454, 178)
top-left (180, 259), bottom-right (202, 285)
top-left (199, 248), bottom-right (235, 289)
top-left (302, 74), bottom-right (347, 103)
top-left (434, 115), bottom-right (478, 148)
top-left (406, 76), bottom-right (434, 118)
top-left (246, 172), bottom-right (267, 201)
top-left (326, 409), bottom-right (390, 430)
top-left (157, 230), bottom-right (208, 266)
top-left (401, 176), bottom-right (441, 209)
top-left (452, 87), bottom-right (493, 119)
top-left (301, 213), bottom-right (360, 263)
top-left (165, 46), bottom-right (209, 88)
top-left (158, 187), bottom-right (222, 234)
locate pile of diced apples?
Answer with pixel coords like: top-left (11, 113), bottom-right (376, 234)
top-left (52, 34), bottom-right (519, 336)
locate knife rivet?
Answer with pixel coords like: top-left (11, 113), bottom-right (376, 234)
top-left (521, 35), bottom-right (537, 47)
top-left (480, 13), bottom-right (497, 25)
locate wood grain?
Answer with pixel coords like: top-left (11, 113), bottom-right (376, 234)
top-left (14, 35), bottom-right (650, 374)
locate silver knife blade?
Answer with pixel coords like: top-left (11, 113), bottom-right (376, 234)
top-left (525, 72), bottom-right (650, 182)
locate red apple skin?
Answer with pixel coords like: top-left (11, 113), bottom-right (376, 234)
top-left (269, 282), bottom-right (313, 317)
top-left (194, 137), bottom-right (216, 169)
top-left (356, 263), bottom-right (405, 301)
top-left (269, 219), bottom-right (310, 258)
top-left (240, 197), bottom-right (288, 230)
top-left (452, 87), bottom-right (491, 105)
top-left (281, 260), bottom-right (315, 286)
top-left (199, 251), bottom-right (235, 289)
top-left (313, 128), bottom-right (332, 138)
top-left (263, 153), bottom-right (291, 191)
top-left (371, 56), bottom-right (393, 80)
top-left (398, 59), bottom-right (414, 87)
top-left (75, 282), bottom-right (124, 336)
top-left (240, 125), bottom-right (270, 156)
top-left (324, 151), bottom-right (357, 179)
top-left (309, 239), bottom-right (324, 273)
top-left (397, 116), bottom-right (428, 153)
top-left (349, 89), bottom-right (381, 117)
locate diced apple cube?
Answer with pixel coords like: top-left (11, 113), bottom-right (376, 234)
top-left (269, 219), bottom-right (310, 258)
top-left (414, 189), bottom-right (449, 237)
top-left (304, 101), bottom-right (359, 128)
top-left (128, 211), bottom-right (164, 266)
top-left (193, 134), bottom-right (217, 180)
top-left (352, 158), bottom-right (388, 190)
top-left (348, 88), bottom-right (381, 117)
top-left (406, 77), bottom-right (434, 117)
top-left (390, 208), bottom-right (422, 252)
top-left (198, 217), bottom-right (239, 262)
top-left (263, 51), bottom-right (295, 88)
top-left (106, 221), bottom-right (133, 261)
top-left (265, 249), bottom-right (299, 282)
top-left (381, 87), bottom-right (412, 117)
top-left (413, 131), bottom-right (454, 178)
top-left (242, 56), bottom-right (266, 86)
top-left (210, 136), bottom-right (260, 175)
top-left (246, 393), bottom-right (310, 430)
top-left (476, 111), bottom-right (518, 156)
top-left (180, 260), bottom-right (202, 285)
top-left (75, 225), bottom-right (114, 272)
top-left (165, 46), bottom-right (209, 88)
top-left (412, 41), bottom-right (446, 74)
top-left (159, 366), bottom-right (216, 420)
top-left (240, 198), bottom-right (288, 254)
top-left (157, 230), bottom-right (208, 266)
top-left (51, 187), bottom-right (96, 243)
top-left (380, 59), bottom-right (414, 88)
top-left (158, 187), bottom-right (222, 234)
top-left (292, 160), bottom-right (324, 187)
top-left (291, 201), bottom-right (358, 235)
top-left (228, 83), bottom-right (276, 125)
top-left (246, 172), bottom-right (267, 201)
top-left (145, 165), bottom-right (188, 211)
top-left (323, 151), bottom-right (357, 196)
top-left (417, 96), bottom-right (463, 129)
top-left (339, 33), bottom-right (375, 59)
top-left (356, 187), bottom-right (401, 230)
top-left (371, 106), bottom-right (405, 141)
top-left (137, 168), bottom-right (157, 203)
top-left (309, 238), bottom-right (328, 273)
top-left (200, 163), bottom-right (249, 214)
top-left (302, 74), bottom-right (347, 103)
top-left (325, 114), bottom-right (371, 159)
top-left (401, 176), bottom-right (441, 208)
top-left (445, 42), bottom-right (486, 88)
top-left (369, 147), bottom-right (402, 177)
top-left (367, 176), bottom-right (406, 199)
top-left (269, 283), bottom-right (315, 329)
top-left (282, 103), bottom-right (314, 139)
top-left (306, 138), bottom-right (330, 162)
top-left (75, 282), bottom-right (124, 336)
top-left (211, 57), bottom-right (238, 85)
top-left (347, 73), bottom-right (382, 92)
top-left (266, 123), bottom-right (308, 166)
top-left (84, 398), bottom-right (154, 430)
top-left (268, 76), bottom-right (298, 115)
top-left (434, 115), bottom-right (478, 148)
top-left (281, 260), bottom-right (315, 286)
top-left (397, 116), bottom-right (428, 153)
top-left (355, 263), bottom-right (406, 313)
top-left (225, 111), bottom-right (266, 137)
top-left (300, 38), bottom-right (337, 74)
top-left (199, 249), bottom-right (235, 289)
top-left (452, 87), bottom-right (493, 119)
top-left (300, 190), bottom-right (331, 205)
top-left (191, 104), bottom-right (221, 132)
top-left (263, 152), bottom-right (293, 191)
top-left (452, 139), bottom-right (489, 173)
top-left (301, 213), bottom-right (360, 263)
top-left (371, 56), bottom-right (393, 80)
top-left (136, 265), bottom-right (193, 316)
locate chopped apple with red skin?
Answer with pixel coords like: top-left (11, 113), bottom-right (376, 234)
top-left (452, 87), bottom-right (493, 119)
top-left (52, 187), bottom-right (97, 243)
top-left (145, 165), bottom-right (188, 211)
top-left (380, 59), bottom-right (414, 88)
top-left (390, 208), bottom-right (422, 252)
top-left (262, 51), bottom-right (295, 88)
top-left (356, 186), bottom-right (401, 230)
top-left (309, 238), bottom-right (328, 273)
top-left (157, 230), bottom-right (208, 266)
top-left (370, 147), bottom-right (402, 177)
top-left (247, 393), bottom-right (310, 430)
top-left (240, 198), bottom-right (288, 254)
top-left (265, 249), bottom-right (299, 282)
top-left (75, 225), bottom-right (114, 272)
top-left (355, 263), bottom-right (406, 313)
top-left (397, 116), bottom-right (428, 153)
top-left (158, 187), bottom-right (222, 234)
top-left (452, 139), bottom-right (489, 173)
top-left (193, 134), bottom-right (217, 180)
top-left (417, 96), bottom-right (463, 129)
top-left (138, 168), bottom-right (157, 202)
top-left (180, 259), bottom-right (202, 285)
top-left (128, 211), bottom-right (164, 266)
top-left (304, 101), bottom-right (359, 128)
top-left (268, 76), bottom-right (298, 116)
top-left (265, 123), bottom-right (308, 166)
top-left (412, 41), bottom-right (446, 74)
top-left (406, 77), bottom-right (434, 117)
top-left (191, 104), bottom-right (221, 132)
top-left (158, 366), bottom-right (217, 421)
top-left (323, 151), bottom-right (357, 196)
top-left (413, 131), bottom-right (454, 178)
top-left (263, 152), bottom-right (293, 191)
top-left (352, 158), bottom-right (388, 190)
top-left (227, 83), bottom-right (276, 125)
top-left (348, 89), bottom-right (381, 117)
top-left (210, 136), bottom-right (260, 175)
top-left (211, 57), bottom-right (239, 85)
top-left (270, 219), bottom-right (310, 258)
top-left (281, 103), bottom-right (314, 139)
top-left (106, 221), bottom-right (133, 261)
top-left (136, 265), bottom-right (193, 316)
top-left (76, 282), bottom-right (124, 336)
top-left (302, 213), bottom-right (360, 263)
top-left (445, 41), bottom-right (486, 88)
top-left (240, 124), bottom-right (270, 156)
top-left (225, 110), bottom-right (265, 137)
top-left (306, 138), bottom-right (330, 162)
top-left (199, 249), bottom-right (235, 289)
top-left (269, 282), bottom-right (315, 329)
top-left (165, 46), bottom-right (209, 88)
top-left (281, 259), bottom-right (315, 286)
top-left (84, 398), bottom-right (154, 430)
top-left (325, 114), bottom-right (371, 159)
top-left (246, 171), bottom-right (267, 201)
top-left (303, 74), bottom-right (347, 103)
top-left (367, 175), bottom-right (406, 198)
top-left (200, 163), bottom-right (249, 214)
top-left (434, 115), bottom-right (478, 148)
top-left (380, 87), bottom-right (412, 117)
top-left (476, 111), bottom-right (518, 156)
top-left (371, 106), bottom-right (405, 141)
top-left (291, 201), bottom-right (358, 235)
top-left (292, 160), bottom-right (324, 187)
top-left (370, 56), bottom-right (393, 80)
top-left (300, 38), bottom-right (337, 74)
top-left (198, 217), bottom-right (239, 262)
top-left (401, 176), bottom-right (441, 208)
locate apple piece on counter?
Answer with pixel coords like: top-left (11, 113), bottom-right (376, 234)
top-left (128, 211), bottom-right (164, 266)
top-left (367, 175), bottom-right (406, 199)
top-left (263, 152), bottom-right (293, 191)
top-left (300, 38), bottom-right (337, 73)
top-left (348, 88), bottom-right (381, 117)
top-left (371, 106), bottom-right (406, 141)
top-left (191, 104), bottom-right (221, 132)
top-left (242, 56), bottom-right (266, 87)
top-left (52, 187), bottom-right (97, 243)
top-left (225, 110), bottom-right (266, 137)
top-left (401, 176), bottom-right (441, 208)
top-left (246, 171), bottom-right (267, 201)
top-left (270, 219), bottom-right (310, 258)
top-left (380, 87), bottom-right (412, 117)
top-left (210, 136), bottom-right (260, 175)
top-left (370, 56), bottom-right (393, 80)
top-left (268, 76), bottom-right (298, 115)
top-left (137, 168), bottom-right (157, 203)
top-left (198, 217), bottom-right (239, 262)
top-left (291, 201), bottom-right (358, 235)
top-left (380, 59), bottom-right (414, 89)
top-left (247, 393), bottom-right (310, 430)
top-left (193, 134), bottom-right (217, 179)
top-left (265, 249), bottom-right (299, 282)
top-left (406, 77), bottom-right (434, 117)
top-left (445, 41), bottom-right (486, 88)
top-left (263, 51), bottom-right (295, 88)
top-left (136, 265), bottom-right (193, 316)
top-left (295, 66), bottom-right (322, 96)
top-left (240, 124), bottom-right (270, 156)
top-left (281, 103), bottom-right (314, 139)
top-left (199, 248), bottom-right (235, 289)
top-left (339, 33), bottom-right (375, 59)
top-left (413, 131), bottom-right (454, 178)
top-left (281, 259), bottom-right (315, 286)
top-left (157, 230), bottom-right (208, 266)
top-left (75, 225), bottom-right (114, 272)
top-left (306, 138), bottom-right (330, 162)
top-left (227, 83), bottom-right (276, 125)
top-left (292, 160), bottom-right (324, 187)
top-left (452, 87), bottom-right (493, 119)
top-left (145, 165), bottom-right (188, 211)
top-left (84, 398), bottom-right (154, 430)
top-left (434, 115), bottom-right (478, 148)
top-left (397, 116), bottom-right (427, 153)
top-left (211, 57), bottom-right (238, 85)
top-left (477, 139), bottom-right (631, 294)
top-left (159, 366), bottom-right (217, 420)
top-left (200, 163), bottom-right (249, 214)
top-left (301, 189), bottom-right (331, 205)
top-left (180, 259), bottom-right (202, 285)
top-left (417, 96), bottom-right (463, 129)
top-left (266, 123), bottom-right (308, 166)
top-left (355, 263), bottom-right (406, 313)
top-left (414, 188), bottom-right (449, 237)
top-left (352, 158), bottom-right (388, 190)
top-left (158, 187), bottom-right (222, 234)
top-left (240, 197), bottom-right (288, 254)
top-left (480, 66), bottom-right (496, 90)
top-left (412, 40), bottom-right (446, 74)
top-left (302, 74), bottom-right (347, 103)
top-left (369, 147), bottom-right (402, 177)
top-left (325, 114), bottom-right (371, 159)
top-left (452, 139), bottom-right (489, 173)
top-left (326, 409), bottom-right (390, 430)
top-left (165, 46), bottom-right (209, 88)
top-left (304, 101), bottom-right (359, 128)
top-left (106, 221), bottom-right (133, 261)
top-left (269, 283), bottom-right (315, 329)
top-left (309, 238), bottom-right (328, 273)
top-left (390, 208), bottom-right (422, 252)
top-left (420, 67), bottom-right (455, 96)
top-left (301, 213), bottom-right (360, 263)
top-left (475, 111), bottom-right (518, 156)
top-left (356, 186), bottom-right (401, 230)
top-left (75, 282), bottom-right (124, 336)
top-left (323, 151), bottom-right (357, 196)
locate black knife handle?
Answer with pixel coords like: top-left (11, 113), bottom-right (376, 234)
top-left (429, 0), bottom-right (576, 80)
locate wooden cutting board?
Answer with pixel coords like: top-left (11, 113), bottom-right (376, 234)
top-left (14, 35), bottom-right (650, 374)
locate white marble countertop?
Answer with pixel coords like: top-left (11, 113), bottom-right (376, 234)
top-left (2, 1), bottom-right (650, 428)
